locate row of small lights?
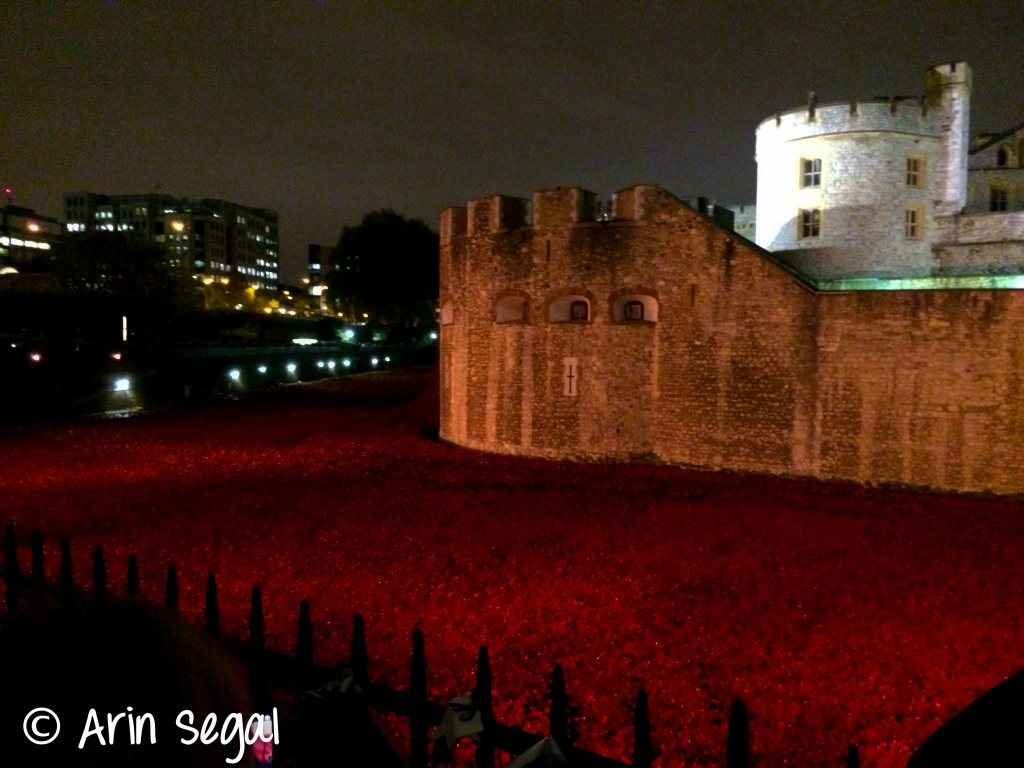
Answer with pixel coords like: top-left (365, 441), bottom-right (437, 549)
top-left (229, 355), bottom-right (388, 379)
top-left (21, 343), bottom-right (420, 368)
top-left (20, 349), bottom-right (123, 364)
top-left (112, 356), bottom-right (392, 393)
top-left (17, 346), bottom-right (390, 392)
top-left (111, 356), bottom-right (394, 394)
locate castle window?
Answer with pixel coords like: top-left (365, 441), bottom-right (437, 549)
top-left (798, 208), bottom-right (821, 238)
top-left (440, 300), bottom-right (454, 325)
top-left (904, 208), bottom-right (921, 239)
top-left (906, 157), bottom-right (923, 187)
top-left (548, 294), bottom-right (592, 323)
top-left (997, 147), bottom-right (1009, 168)
top-left (801, 158), bottom-right (821, 188)
top-left (494, 295), bottom-right (528, 323)
top-left (612, 293), bottom-right (658, 322)
top-left (990, 188), bottom-right (1008, 212)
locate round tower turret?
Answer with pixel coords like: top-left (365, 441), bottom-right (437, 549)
top-left (754, 63), bottom-right (971, 280)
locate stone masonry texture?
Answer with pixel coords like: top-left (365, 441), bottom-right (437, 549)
top-left (440, 185), bottom-right (1024, 495)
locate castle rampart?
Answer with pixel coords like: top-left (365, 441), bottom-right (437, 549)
top-left (441, 185), bottom-right (1024, 494)
top-left (759, 98), bottom-right (942, 140)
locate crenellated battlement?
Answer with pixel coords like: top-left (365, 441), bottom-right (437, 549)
top-left (439, 206), bottom-right (467, 243)
top-left (756, 98), bottom-right (942, 143)
top-left (925, 60), bottom-right (972, 104)
top-left (757, 61), bottom-right (970, 146)
top-left (441, 185), bottom-right (675, 244)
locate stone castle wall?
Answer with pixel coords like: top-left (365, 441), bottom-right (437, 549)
top-left (440, 185), bottom-right (1024, 494)
top-left (966, 169), bottom-right (1024, 215)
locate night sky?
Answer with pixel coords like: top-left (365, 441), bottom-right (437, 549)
top-left (5, 1), bottom-right (1022, 283)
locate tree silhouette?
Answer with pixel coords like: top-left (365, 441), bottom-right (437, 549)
top-left (326, 210), bottom-right (439, 327)
top-left (54, 232), bottom-right (196, 312)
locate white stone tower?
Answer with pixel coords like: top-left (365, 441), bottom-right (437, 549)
top-left (754, 62), bottom-right (971, 280)
top-left (926, 62), bottom-right (972, 216)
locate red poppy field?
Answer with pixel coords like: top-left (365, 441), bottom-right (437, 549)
top-left (3, 367), bottom-right (1023, 767)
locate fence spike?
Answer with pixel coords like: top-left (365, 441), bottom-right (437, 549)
top-left (92, 545), bottom-right (107, 601)
top-left (30, 529), bottom-right (45, 595)
top-left (4, 521), bottom-right (19, 605)
top-left (166, 564), bottom-right (178, 611)
top-left (410, 628), bottom-right (428, 768)
top-left (294, 598), bottom-right (314, 695)
top-left (204, 573), bottom-right (219, 637)
top-left (297, 599), bottom-right (312, 667)
top-left (3, 522), bottom-right (15, 574)
top-left (726, 699), bottom-right (751, 768)
top-left (351, 613), bottom-right (368, 687)
top-left (549, 663), bottom-right (569, 748)
top-left (60, 538), bottom-right (73, 599)
top-left (127, 554), bottom-right (139, 596)
top-left (847, 744), bottom-right (859, 768)
top-left (475, 646), bottom-right (494, 768)
top-left (247, 586), bottom-right (268, 711)
top-left (249, 586), bottom-right (265, 652)
top-left (633, 688), bottom-right (653, 768)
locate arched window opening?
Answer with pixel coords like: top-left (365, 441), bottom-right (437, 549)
top-left (494, 295), bottom-right (528, 323)
top-left (548, 294), bottom-right (592, 324)
top-left (440, 300), bottom-right (454, 326)
top-left (611, 293), bottom-right (658, 323)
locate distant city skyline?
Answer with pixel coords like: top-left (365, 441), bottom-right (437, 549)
top-left (4, 1), bottom-right (1021, 283)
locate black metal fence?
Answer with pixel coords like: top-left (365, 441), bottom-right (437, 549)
top-left (1, 522), bottom-right (861, 767)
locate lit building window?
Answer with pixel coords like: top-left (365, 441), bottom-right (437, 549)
top-left (798, 208), bottom-right (821, 238)
top-left (905, 208), bottom-right (921, 239)
top-left (990, 188), bottom-right (1008, 212)
top-left (906, 157), bottom-right (923, 187)
top-left (801, 158), bottom-right (822, 188)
